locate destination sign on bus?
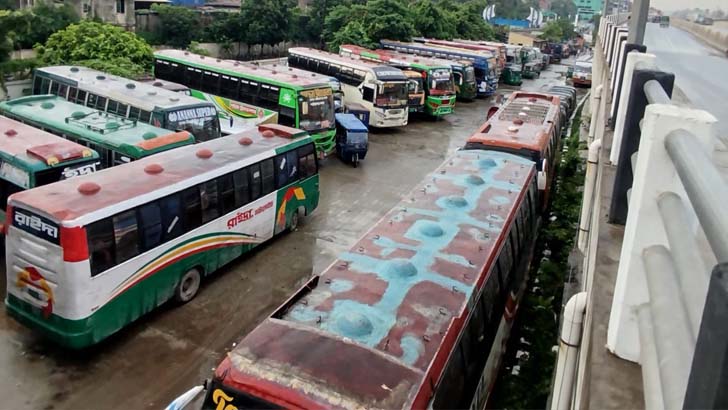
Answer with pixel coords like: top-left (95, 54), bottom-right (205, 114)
top-left (372, 67), bottom-right (407, 81)
top-left (299, 88), bottom-right (332, 99)
top-left (61, 161), bottom-right (101, 179)
top-left (13, 208), bottom-right (59, 244)
top-left (167, 106), bottom-right (217, 122)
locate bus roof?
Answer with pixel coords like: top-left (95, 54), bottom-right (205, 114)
top-left (289, 47), bottom-right (408, 81)
top-left (10, 124), bottom-right (310, 224)
top-left (380, 40), bottom-right (495, 61)
top-left (35, 66), bottom-right (215, 112)
top-left (0, 95), bottom-right (195, 158)
top-left (213, 149), bottom-right (535, 409)
top-left (141, 78), bottom-right (190, 93)
top-left (154, 49), bottom-right (332, 90)
top-left (340, 44), bottom-right (452, 71)
top-left (467, 92), bottom-right (561, 152)
top-left (0, 115), bottom-right (99, 174)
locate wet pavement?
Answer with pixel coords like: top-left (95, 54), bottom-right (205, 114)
top-left (0, 61), bottom-right (575, 410)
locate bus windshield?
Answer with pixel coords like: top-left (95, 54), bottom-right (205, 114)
top-left (376, 82), bottom-right (408, 107)
top-left (408, 77), bottom-right (424, 94)
top-left (299, 89), bottom-right (334, 132)
top-left (464, 67), bottom-right (476, 82)
top-left (429, 69), bottom-right (454, 95)
top-left (165, 107), bottom-right (219, 142)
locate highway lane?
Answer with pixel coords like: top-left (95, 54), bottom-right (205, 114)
top-left (644, 22), bottom-right (728, 138)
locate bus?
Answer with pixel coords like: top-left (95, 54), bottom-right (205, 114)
top-left (195, 148), bottom-right (539, 409)
top-left (0, 115), bottom-right (101, 229)
top-left (339, 44), bottom-right (457, 117)
top-left (465, 91), bottom-right (562, 208)
top-left (5, 124), bottom-right (321, 349)
top-left (288, 47), bottom-right (409, 128)
top-left (380, 39), bottom-right (498, 97)
top-left (32, 66), bottom-right (221, 142)
top-left (143, 77), bottom-right (279, 136)
top-left (0, 95), bottom-right (195, 169)
top-left (154, 50), bottom-right (337, 155)
top-left (415, 38), bottom-right (523, 86)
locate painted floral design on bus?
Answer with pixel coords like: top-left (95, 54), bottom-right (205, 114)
top-left (276, 186), bottom-right (306, 230)
top-left (15, 267), bottom-right (54, 318)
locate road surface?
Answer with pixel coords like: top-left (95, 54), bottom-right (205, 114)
top-left (644, 22), bottom-right (728, 138)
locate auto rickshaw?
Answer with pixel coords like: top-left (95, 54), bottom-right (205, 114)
top-left (335, 113), bottom-right (368, 167)
top-left (345, 102), bottom-right (370, 128)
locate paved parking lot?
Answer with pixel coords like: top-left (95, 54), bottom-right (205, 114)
top-left (0, 61), bottom-right (575, 410)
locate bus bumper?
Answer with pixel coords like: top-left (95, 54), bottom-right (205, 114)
top-left (5, 294), bottom-right (94, 349)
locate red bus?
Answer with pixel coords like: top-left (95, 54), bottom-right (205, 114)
top-left (464, 91), bottom-right (561, 208)
top-left (198, 148), bottom-right (539, 409)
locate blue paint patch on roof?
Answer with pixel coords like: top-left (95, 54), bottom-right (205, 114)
top-left (283, 149), bottom-right (535, 369)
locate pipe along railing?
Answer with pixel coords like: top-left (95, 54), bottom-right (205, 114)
top-left (572, 14), bottom-right (727, 410)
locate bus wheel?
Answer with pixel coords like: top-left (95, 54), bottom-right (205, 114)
top-left (175, 268), bottom-right (201, 303)
top-left (289, 207), bottom-right (304, 231)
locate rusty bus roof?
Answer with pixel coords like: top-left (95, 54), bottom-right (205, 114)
top-left (0, 115), bottom-right (99, 173)
top-left (340, 44), bottom-right (453, 70)
top-left (289, 47), bottom-right (406, 74)
top-left (215, 149), bottom-right (535, 409)
top-left (467, 92), bottom-right (561, 153)
top-left (154, 49), bottom-right (332, 89)
top-left (9, 124), bottom-right (309, 225)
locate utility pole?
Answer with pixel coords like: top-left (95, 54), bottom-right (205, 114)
top-left (628, 0), bottom-right (650, 45)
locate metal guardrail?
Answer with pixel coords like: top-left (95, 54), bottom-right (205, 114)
top-left (586, 13), bottom-right (726, 410)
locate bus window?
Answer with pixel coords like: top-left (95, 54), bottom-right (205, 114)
top-left (138, 202), bottom-right (163, 251)
top-left (433, 344), bottom-right (467, 409)
top-left (249, 163), bottom-right (261, 201)
top-left (57, 84), bottom-right (69, 99)
top-left (139, 110), bottom-right (152, 124)
top-left (88, 218), bottom-right (116, 277)
top-left (362, 86), bottom-right (374, 103)
top-left (279, 106), bottom-right (296, 127)
top-left (113, 210), bottom-right (139, 264)
top-left (160, 194), bottom-right (184, 241)
top-left (219, 174), bottom-right (236, 214)
top-left (182, 186), bottom-right (202, 230)
top-left (298, 144), bottom-right (317, 178)
top-left (50, 81), bottom-right (60, 96)
top-left (94, 96), bottom-right (108, 111)
top-left (286, 151), bottom-right (298, 182)
top-left (233, 168), bottom-right (250, 207)
top-left (200, 180), bottom-right (220, 224)
top-left (75, 89), bottom-right (87, 105)
top-left (261, 158), bottom-right (275, 195)
top-left (129, 106), bottom-right (141, 121)
top-left (220, 75), bottom-right (239, 100)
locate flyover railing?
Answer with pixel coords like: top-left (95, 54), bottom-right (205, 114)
top-left (569, 14), bottom-right (727, 410)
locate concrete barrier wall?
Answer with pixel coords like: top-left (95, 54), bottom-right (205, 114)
top-left (673, 19), bottom-right (728, 54)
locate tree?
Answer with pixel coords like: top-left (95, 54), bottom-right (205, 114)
top-left (35, 21), bottom-right (153, 78)
top-left (549, 0), bottom-right (577, 20)
top-left (239, 0), bottom-right (296, 46)
top-left (304, 0), bottom-right (353, 46)
top-left (323, 3), bottom-right (367, 45)
top-left (152, 4), bottom-right (201, 48)
top-left (454, 0), bottom-right (497, 40)
top-left (539, 20), bottom-right (563, 42)
top-left (364, 0), bottom-right (415, 42)
top-left (8, 2), bottom-right (79, 49)
top-left (327, 20), bottom-right (375, 51)
top-left (411, 0), bottom-right (458, 39)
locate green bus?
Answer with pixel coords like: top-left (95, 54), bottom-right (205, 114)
top-left (32, 65), bottom-right (221, 142)
top-left (5, 124), bottom-right (320, 348)
top-left (154, 50), bottom-right (337, 156)
top-left (0, 95), bottom-right (195, 168)
top-left (339, 44), bottom-right (457, 116)
top-left (0, 115), bottom-right (101, 228)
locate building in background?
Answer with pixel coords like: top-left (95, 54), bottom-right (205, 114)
top-left (574, 0), bottom-right (603, 21)
top-left (17, 0), bottom-right (135, 29)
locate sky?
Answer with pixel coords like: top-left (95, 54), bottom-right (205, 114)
top-left (650, 0), bottom-right (727, 12)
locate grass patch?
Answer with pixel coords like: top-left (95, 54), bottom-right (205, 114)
top-left (490, 103), bottom-right (586, 409)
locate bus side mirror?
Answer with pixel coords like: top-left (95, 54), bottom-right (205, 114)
top-left (487, 106), bottom-right (499, 119)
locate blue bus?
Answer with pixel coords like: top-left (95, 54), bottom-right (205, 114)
top-left (380, 39), bottom-right (498, 97)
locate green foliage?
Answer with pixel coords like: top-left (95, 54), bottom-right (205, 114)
top-left (0, 0), bottom-right (17, 9)
top-left (187, 41), bottom-right (210, 56)
top-left (35, 21), bottom-right (153, 76)
top-left (72, 58), bottom-right (149, 79)
top-left (0, 10), bottom-right (13, 64)
top-left (491, 103), bottom-right (587, 409)
top-left (152, 4), bottom-right (201, 48)
top-left (8, 2), bottom-right (79, 49)
top-left (453, 0), bottom-right (497, 40)
top-left (364, 0), bottom-right (416, 42)
top-left (327, 20), bottom-right (375, 52)
top-left (411, 0), bottom-right (458, 39)
top-left (239, 0), bottom-right (296, 46)
top-left (489, 0), bottom-right (540, 19)
top-left (304, 0), bottom-right (353, 46)
top-left (540, 19), bottom-right (576, 41)
top-left (0, 58), bottom-right (38, 91)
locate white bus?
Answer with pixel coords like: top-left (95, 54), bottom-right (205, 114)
top-left (32, 66), bottom-right (222, 141)
top-left (287, 47), bottom-right (409, 128)
top-left (4, 124), bottom-right (320, 349)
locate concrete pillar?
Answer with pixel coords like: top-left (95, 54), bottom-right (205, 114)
top-left (628, 0), bottom-right (650, 45)
top-left (607, 104), bottom-right (717, 362)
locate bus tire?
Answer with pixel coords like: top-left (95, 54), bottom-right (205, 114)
top-left (175, 268), bottom-right (201, 303)
top-left (289, 207), bottom-right (304, 231)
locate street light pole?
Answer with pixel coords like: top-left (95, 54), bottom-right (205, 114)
top-left (628, 0), bottom-right (651, 45)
